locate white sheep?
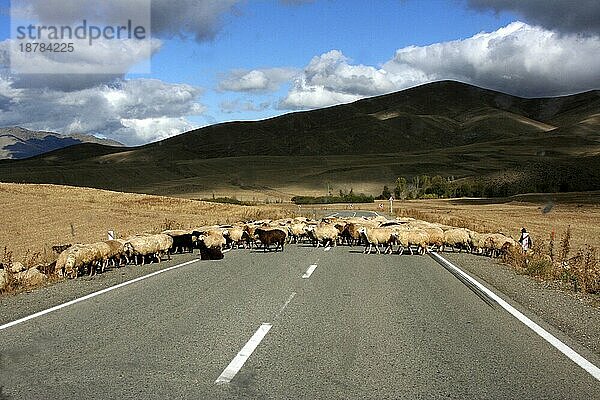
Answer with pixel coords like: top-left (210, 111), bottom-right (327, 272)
top-left (222, 226), bottom-right (249, 249)
top-left (306, 223), bottom-right (339, 247)
top-left (443, 228), bottom-right (472, 253)
top-left (288, 222), bottom-right (308, 244)
top-left (394, 228), bottom-right (429, 255)
top-left (124, 234), bottom-right (173, 265)
top-left (64, 244), bottom-right (102, 277)
top-left (482, 233), bottom-right (517, 257)
top-left (359, 227), bottom-right (397, 254)
top-left (412, 224), bottom-right (444, 251)
top-left (104, 239), bottom-right (128, 267)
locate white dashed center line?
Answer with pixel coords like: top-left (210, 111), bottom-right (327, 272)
top-left (215, 323), bottom-right (272, 384)
top-left (274, 292), bottom-right (296, 320)
top-left (302, 264), bottom-right (318, 278)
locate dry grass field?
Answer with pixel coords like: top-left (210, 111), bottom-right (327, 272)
top-left (0, 183), bottom-right (293, 264)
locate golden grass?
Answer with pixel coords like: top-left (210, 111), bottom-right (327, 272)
top-left (0, 182), bottom-right (294, 264)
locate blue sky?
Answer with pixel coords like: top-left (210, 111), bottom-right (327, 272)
top-left (1, 0), bottom-right (599, 145)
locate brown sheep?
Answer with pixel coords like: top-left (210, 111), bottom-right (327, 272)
top-left (255, 228), bottom-right (287, 252)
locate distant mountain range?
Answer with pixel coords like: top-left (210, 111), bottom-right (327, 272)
top-left (0, 81), bottom-right (598, 199)
top-left (0, 126), bottom-right (123, 160)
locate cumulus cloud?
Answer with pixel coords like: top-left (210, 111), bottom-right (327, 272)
top-left (385, 21), bottom-right (600, 97)
top-left (467, 0), bottom-right (600, 35)
top-left (218, 68), bottom-right (298, 93)
top-left (280, 50), bottom-right (397, 109)
top-left (280, 22), bottom-right (600, 109)
top-left (0, 77), bottom-right (204, 145)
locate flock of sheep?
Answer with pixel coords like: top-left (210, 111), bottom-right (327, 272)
top-left (53, 215), bottom-right (517, 279)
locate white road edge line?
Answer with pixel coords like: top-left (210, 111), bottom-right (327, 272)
top-left (215, 323), bottom-right (272, 384)
top-left (0, 258), bottom-right (200, 331)
top-left (302, 264), bottom-right (318, 279)
top-left (326, 212), bottom-right (339, 218)
top-left (431, 252), bottom-right (600, 382)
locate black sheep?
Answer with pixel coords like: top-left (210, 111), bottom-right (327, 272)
top-left (255, 228), bottom-right (287, 252)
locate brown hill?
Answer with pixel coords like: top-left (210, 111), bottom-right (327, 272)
top-left (1, 81), bottom-right (599, 199)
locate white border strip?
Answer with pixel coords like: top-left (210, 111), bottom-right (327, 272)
top-left (0, 259), bottom-right (200, 331)
top-left (431, 252), bottom-right (600, 382)
top-left (302, 264), bottom-right (318, 279)
top-left (215, 323), bottom-right (272, 384)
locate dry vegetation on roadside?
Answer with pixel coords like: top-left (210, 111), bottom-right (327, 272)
top-left (392, 198), bottom-right (600, 295)
top-left (0, 183), bottom-right (294, 265)
top-left (502, 227), bottom-right (600, 295)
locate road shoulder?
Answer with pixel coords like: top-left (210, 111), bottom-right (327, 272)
top-left (442, 252), bottom-right (600, 360)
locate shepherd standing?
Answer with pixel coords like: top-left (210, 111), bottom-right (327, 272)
top-left (519, 227), bottom-right (533, 253)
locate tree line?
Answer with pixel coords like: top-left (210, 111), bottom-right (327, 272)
top-left (376, 175), bottom-right (491, 200)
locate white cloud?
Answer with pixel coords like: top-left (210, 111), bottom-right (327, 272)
top-left (280, 50), bottom-right (396, 109)
top-left (218, 68), bottom-right (298, 93)
top-left (220, 99), bottom-right (270, 113)
top-left (0, 77), bottom-right (204, 145)
top-left (120, 117), bottom-right (196, 143)
top-left (384, 21), bottom-right (600, 97)
top-left (280, 22), bottom-right (600, 110)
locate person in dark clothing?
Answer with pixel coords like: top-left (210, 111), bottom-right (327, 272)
top-left (519, 227), bottom-right (533, 253)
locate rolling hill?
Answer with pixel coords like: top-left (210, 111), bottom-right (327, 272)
top-left (0, 126), bottom-right (123, 160)
top-left (1, 81), bottom-right (599, 200)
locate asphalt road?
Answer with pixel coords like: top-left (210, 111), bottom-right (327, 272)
top-left (1, 244), bottom-right (599, 399)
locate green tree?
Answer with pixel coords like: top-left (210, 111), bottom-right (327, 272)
top-left (394, 177), bottom-right (407, 200)
top-left (427, 175), bottom-right (449, 198)
top-left (379, 185), bottom-right (392, 200)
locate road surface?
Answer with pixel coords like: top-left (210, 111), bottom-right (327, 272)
top-left (1, 241), bottom-right (599, 398)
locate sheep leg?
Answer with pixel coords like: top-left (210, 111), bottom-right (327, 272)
top-left (409, 246), bottom-right (414, 256)
top-left (384, 244), bottom-right (392, 254)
